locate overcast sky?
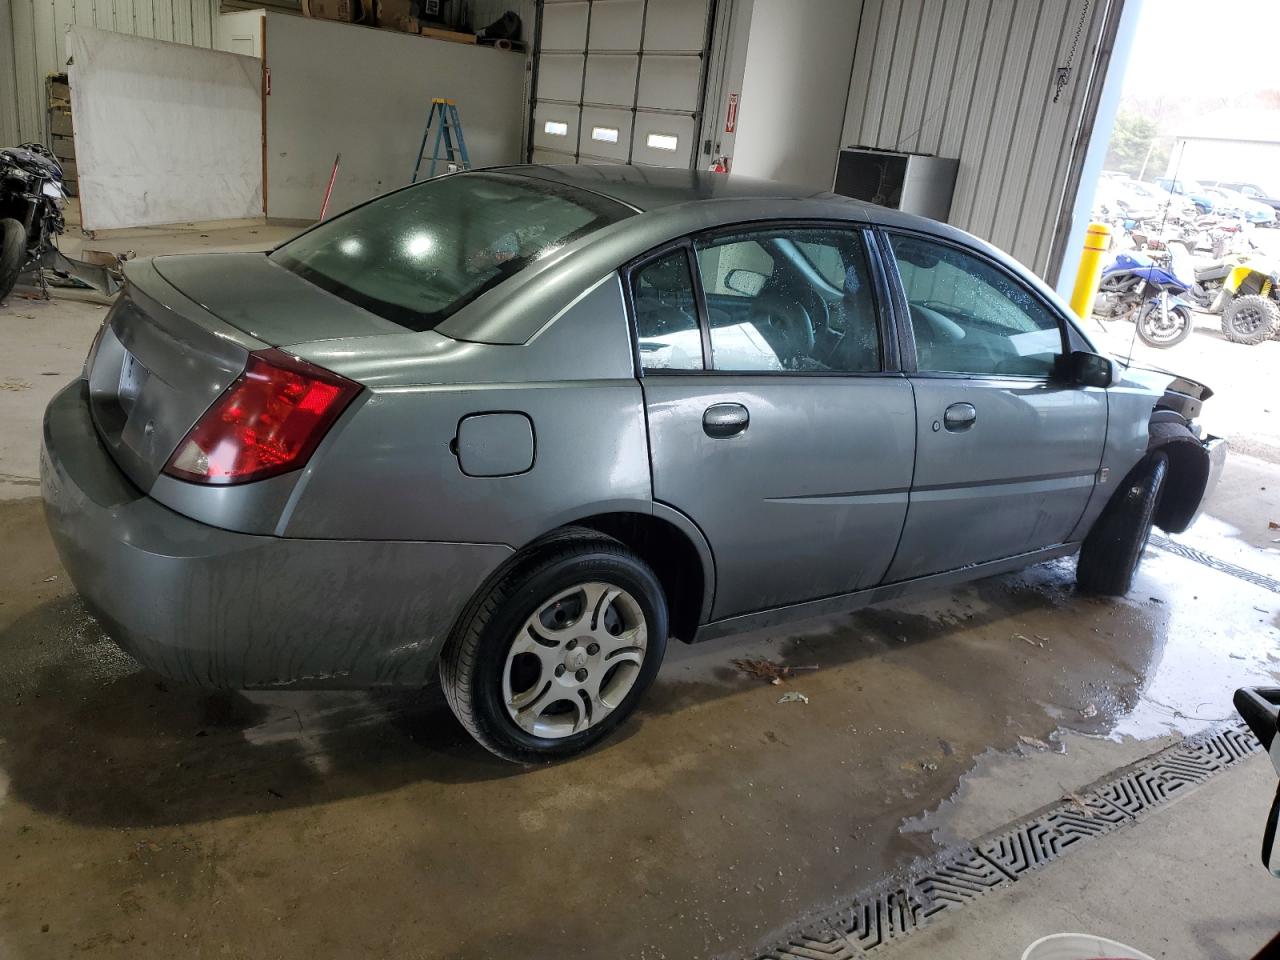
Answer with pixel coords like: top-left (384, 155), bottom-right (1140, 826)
top-left (1121, 0), bottom-right (1280, 98)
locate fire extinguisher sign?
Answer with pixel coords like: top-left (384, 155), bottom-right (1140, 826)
top-left (725, 93), bottom-right (739, 134)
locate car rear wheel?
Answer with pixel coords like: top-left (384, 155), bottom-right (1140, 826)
top-left (1076, 452), bottom-right (1168, 596)
top-left (1220, 293), bottom-right (1279, 345)
top-left (440, 531), bottom-right (668, 763)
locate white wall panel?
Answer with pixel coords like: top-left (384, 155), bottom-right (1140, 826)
top-left (578, 104), bottom-right (631, 160)
top-left (637, 53), bottom-right (699, 112)
top-left (587, 0), bottom-right (641, 49)
top-left (1, 0), bottom-right (24, 143)
top-left (631, 110), bottom-right (694, 167)
top-left (7, 0), bottom-right (220, 143)
top-left (839, 0), bottom-right (1110, 278)
top-left (641, 0), bottom-right (706, 51)
top-left (68, 26), bottom-right (261, 228)
top-left (583, 53), bottom-right (637, 106)
top-left (264, 12), bottom-right (526, 219)
top-left (533, 101), bottom-right (580, 152)
top-left (541, 0), bottom-right (588, 49)
top-left (730, 0), bottom-right (861, 188)
top-left (537, 52), bottom-right (585, 101)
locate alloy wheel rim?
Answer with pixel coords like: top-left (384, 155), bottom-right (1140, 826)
top-left (1234, 304), bottom-right (1264, 334)
top-left (502, 582), bottom-right (648, 739)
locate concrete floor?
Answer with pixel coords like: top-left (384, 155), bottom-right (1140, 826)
top-left (0, 288), bottom-right (1278, 958)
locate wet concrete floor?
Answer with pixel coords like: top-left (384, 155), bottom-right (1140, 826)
top-left (1, 469), bottom-right (1277, 959)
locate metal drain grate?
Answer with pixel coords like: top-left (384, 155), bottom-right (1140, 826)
top-left (1149, 534), bottom-right (1280, 594)
top-left (752, 722), bottom-right (1262, 959)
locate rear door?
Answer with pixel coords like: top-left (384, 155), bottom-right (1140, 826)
top-left (880, 231), bottom-right (1107, 582)
top-left (632, 224), bottom-right (916, 621)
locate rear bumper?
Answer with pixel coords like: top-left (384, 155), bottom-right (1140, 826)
top-left (40, 381), bottom-right (512, 689)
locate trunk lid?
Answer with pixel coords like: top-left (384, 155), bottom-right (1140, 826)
top-left (151, 253), bottom-right (404, 345)
top-left (87, 259), bottom-right (268, 491)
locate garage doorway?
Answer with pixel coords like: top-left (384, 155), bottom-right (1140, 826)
top-left (528, 0), bottom-right (716, 169)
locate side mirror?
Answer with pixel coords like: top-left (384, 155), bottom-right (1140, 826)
top-left (1069, 350), bottom-right (1113, 388)
top-left (1234, 687), bottom-right (1280, 877)
top-left (724, 268), bottom-right (767, 297)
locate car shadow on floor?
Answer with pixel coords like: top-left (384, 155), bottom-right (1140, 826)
top-left (0, 558), bottom-right (1158, 830)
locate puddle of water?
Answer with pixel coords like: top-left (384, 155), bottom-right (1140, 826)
top-left (1106, 550), bottom-right (1280, 741)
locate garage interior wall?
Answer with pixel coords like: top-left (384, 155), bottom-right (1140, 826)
top-left (840, 0), bottom-right (1111, 279)
top-left (727, 0), bottom-right (860, 190)
top-left (263, 12), bottom-right (527, 220)
top-left (4, 0), bottom-right (221, 143)
top-left (68, 26), bottom-right (263, 230)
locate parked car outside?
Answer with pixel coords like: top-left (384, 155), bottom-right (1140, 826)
top-left (40, 167), bottom-right (1226, 762)
top-left (1155, 177), bottom-right (1217, 215)
top-left (1201, 185), bottom-right (1277, 226)
top-left (1093, 180), bottom-right (1159, 223)
top-left (1211, 181), bottom-right (1280, 216)
top-left (1122, 179), bottom-right (1195, 221)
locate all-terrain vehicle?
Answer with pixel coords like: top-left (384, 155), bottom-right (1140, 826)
top-left (1178, 247), bottom-right (1279, 345)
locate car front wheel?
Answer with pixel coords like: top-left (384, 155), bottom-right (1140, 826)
top-left (440, 531), bottom-right (668, 763)
top-left (1076, 452), bottom-right (1168, 596)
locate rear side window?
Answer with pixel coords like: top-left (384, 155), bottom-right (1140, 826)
top-left (632, 250), bottom-right (703, 371)
top-left (695, 228), bottom-right (881, 373)
top-left (271, 173), bottom-right (631, 332)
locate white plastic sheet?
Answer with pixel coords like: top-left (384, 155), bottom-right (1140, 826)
top-left (68, 27), bottom-right (263, 230)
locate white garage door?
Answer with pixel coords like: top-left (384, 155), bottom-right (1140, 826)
top-left (530, 0), bottom-right (712, 169)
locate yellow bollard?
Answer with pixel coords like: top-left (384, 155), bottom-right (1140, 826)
top-left (1068, 222), bottom-right (1112, 320)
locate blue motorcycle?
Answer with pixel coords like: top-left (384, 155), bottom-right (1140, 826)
top-left (1094, 250), bottom-right (1197, 348)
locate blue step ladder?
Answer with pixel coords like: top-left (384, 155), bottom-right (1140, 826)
top-left (412, 98), bottom-right (471, 182)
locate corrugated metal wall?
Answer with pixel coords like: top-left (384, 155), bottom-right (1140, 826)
top-left (842, 0), bottom-right (1109, 276)
top-left (3, 0), bottom-right (220, 143)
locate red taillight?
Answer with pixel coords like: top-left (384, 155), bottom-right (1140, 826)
top-left (163, 349), bottom-right (361, 485)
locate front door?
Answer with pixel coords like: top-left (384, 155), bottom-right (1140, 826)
top-left (630, 225), bottom-right (916, 620)
top-left (881, 232), bottom-right (1108, 582)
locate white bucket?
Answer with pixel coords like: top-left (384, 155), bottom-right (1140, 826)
top-left (1021, 933), bottom-right (1156, 960)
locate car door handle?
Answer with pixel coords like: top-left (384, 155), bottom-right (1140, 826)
top-left (703, 402), bottom-right (749, 438)
top-left (943, 402), bottom-right (977, 432)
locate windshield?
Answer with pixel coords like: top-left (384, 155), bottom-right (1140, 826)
top-left (270, 173), bottom-right (632, 331)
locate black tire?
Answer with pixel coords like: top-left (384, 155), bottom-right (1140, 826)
top-left (1221, 293), bottom-right (1279, 345)
top-left (439, 531), bottom-right (668, 763)
top-left (1135, 302), bottom-right (1194, 348)
top-left (0, 218), bottom-right (27, 303)
top-left (1076, 453), bottom-right (1168, 596)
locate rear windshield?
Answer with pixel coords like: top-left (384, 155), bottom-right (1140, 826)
top-left (270, 172), bottom-right (632, 331)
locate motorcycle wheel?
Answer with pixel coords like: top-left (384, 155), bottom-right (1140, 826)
top-left (1136, 302), bottom-right (1194, 348)
top-left (1221, 293), bottom-right (1279, 345)
top-left (0, 218), bottom-right (27, 302)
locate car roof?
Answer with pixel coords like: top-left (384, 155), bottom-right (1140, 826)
top-left (490, 163), bottom-right (840, 212)
top-left (430, 165), bottom-right (1087, 352)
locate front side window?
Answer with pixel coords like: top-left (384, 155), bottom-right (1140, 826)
top-left (888, 234), bottom-right (1063, 378)
top-left (271, 173), bottom-right (631, 332)
top-left (694, 228), bottom-right (880, 373)
top-left (632, 249), bottom-right (703, 371)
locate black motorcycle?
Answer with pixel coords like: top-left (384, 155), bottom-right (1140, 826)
top-left (0, 142), bottom-right (68, 301)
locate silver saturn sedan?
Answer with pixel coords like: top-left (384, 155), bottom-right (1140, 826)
top-left (40, 166), bottom-right (1225, 762)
